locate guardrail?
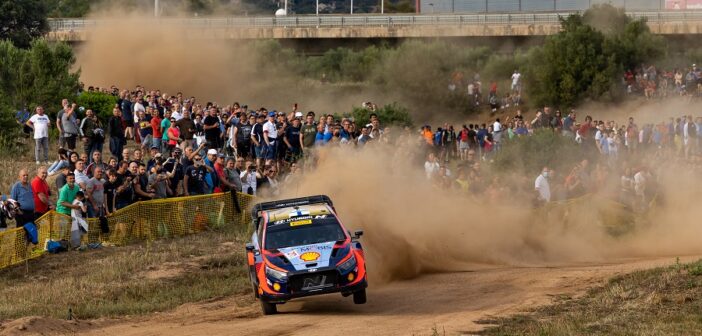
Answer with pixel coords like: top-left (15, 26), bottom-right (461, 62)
top-left (47, 11), bottom-right (702, 31)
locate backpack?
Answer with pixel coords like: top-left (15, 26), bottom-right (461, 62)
top-left (23, 222), bottom-right (38, 245)
top-left (46, 239), bottom-right (69, 253)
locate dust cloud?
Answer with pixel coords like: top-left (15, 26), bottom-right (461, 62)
top-left (279, 140), bottom-right (702, 283)
top-left (75, 9), bottom-right (382, 114)
top-left (75, 7), bottom-right (702, 284)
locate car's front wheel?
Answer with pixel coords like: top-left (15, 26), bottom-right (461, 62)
top-left (261, 300), bottom-right (278, 315)
top-left (353, 289), bottom-right (367, 304)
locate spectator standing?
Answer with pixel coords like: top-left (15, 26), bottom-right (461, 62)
top-left (184, 154), bottom-right (211, 196)
top-left (70, 191), bottom-right (88, 248)
top-left (240, 161), bottom-right (260, 195)
top-left (137, 110), bottom-right (153, 151)
top-left (74, 160), bottom-right (89, 191)
top-left (150, 109), bottom-right (162, 151)
top-left (31, 166), bottom-right (51, 219)
top-left (163, 147), bottom-right (184, 196)
top-left (251, 114), bottom-right (266, 167)
top-left (10, 169), bottom-right (35, 227)
top-left (26, 105), bottom-right (51, 164)
top-left (56, 173), bottom-right (80, 216)
top-left (534, 167), bottom-right (551, 204)
top-left (284, 117), bottom-right (302, 163)
top-left (61, 103), bottom-right (80, 151)
top-left (85, 151), bottom-right (107, 178)
top-left (300, 113), bottom-right (317, 154)
top-left (119, 91), bottom-right (134, 140)
top-left (56, 165), bottom-right (70, 191)
top-left (262, 112), bottom-right (279, 163)
top-left (85, 167), bottom-right (105, 218)
top-left (56, 99), bottom-right (69, 149)
top-left (103, 169), bottom-right (119, 215)
top-left (166, 116), bottom-right (181, 154)
top-left (108, 107), bottom-right (126, 161)
top-left (233, 114), bottom-right (254, 159)
top-left (223, 157), bottom-right (243, 192)
top-left (160, 110), bottom-right (172, 154)
top-left (203, 107), bottom-right (221, 150)
top-left (79, 109), bottom-right (104, 161)
top-left (175, 111), bottom-right (196, 150)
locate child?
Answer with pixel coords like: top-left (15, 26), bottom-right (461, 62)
top-left (70, 191), bottom-right (88, 248)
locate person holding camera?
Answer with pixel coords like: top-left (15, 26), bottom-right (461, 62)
top-left (183, 154), bottom-right (213, 196)
top-left (240, 161), bottom-right (261, 196)
top-left (80, 109), bottom-right (104, 162)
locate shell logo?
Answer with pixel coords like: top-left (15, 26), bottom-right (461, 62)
top-left (300, 251), bottom-right (321, 262)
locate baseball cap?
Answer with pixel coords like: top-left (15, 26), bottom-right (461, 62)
top-left (207, 149), bottom-right (217, 156)
top-left (268, 111), bottom-right (276, 117)
top-left (295, 111), bottom-right (303, 118)
top-left (151, 145), bottom-right (159, 149)
top-left (173, 147), bottom-right (182, 154)
top-left (217, 153), bottom-right (225, 158)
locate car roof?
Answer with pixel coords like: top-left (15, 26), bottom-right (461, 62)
top-left (264, 204), bottom-right (334, 223)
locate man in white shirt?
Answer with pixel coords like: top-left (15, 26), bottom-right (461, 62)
top-left (534, 167), bottom-right (551, 204)
top-left (26, 105), bottom-right (51, 164)
top-left (74, 160), bottom-right (90, 191)
top-left (492, 118), bottom-right (502, 148)
top-left (262, 112), bottom-right (278, 163)
top-left (511, 70), bottom-right (521, 92)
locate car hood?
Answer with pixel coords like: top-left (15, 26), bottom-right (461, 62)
top-left (277, 242), bottom-right (336, 271)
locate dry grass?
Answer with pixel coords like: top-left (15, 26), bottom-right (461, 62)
top-left (477, 258), bottom-right (702, 336)
top-left (0, 221), bottom-right (254, 319)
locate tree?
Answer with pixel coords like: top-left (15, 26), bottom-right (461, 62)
top-left (525, 6), bottom-right (665, 108)
top-left (0, 39), bottom-right (80, 151)
top-left (0, 0), bottom-right (49, 49)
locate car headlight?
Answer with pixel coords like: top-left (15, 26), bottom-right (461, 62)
top-left (337, 254), bottom-right (357, 273)
top-left (265, 265), bottom-right (287, 281)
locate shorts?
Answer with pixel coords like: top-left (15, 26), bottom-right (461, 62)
top-left (459, 141), bottom-right (469, 151)
top-left (141, 134), bottom-right (153, 148)
top-left (124, 119), bottom-right (134, 127)
top-left (264, 141), bottom-right (277, 160)
top-left (254, 145), bottom-right (264, 159)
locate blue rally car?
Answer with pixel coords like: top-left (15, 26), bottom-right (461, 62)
top-left (246, 195), bottom-right (368, 315)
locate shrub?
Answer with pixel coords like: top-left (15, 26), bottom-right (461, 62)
top-left (492, 129), bottom-right (592, 175)
top-left (75, 91), bottom-right (118, 123)
top-left (345, 103), bottom-right (413, 129)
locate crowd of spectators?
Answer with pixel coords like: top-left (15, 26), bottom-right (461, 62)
top-left (1, 81), bottom-right (699, 234)
top-left (422, 105), bottom-right (697, 212)
top-left (0, 86), bottom-right (391, 232)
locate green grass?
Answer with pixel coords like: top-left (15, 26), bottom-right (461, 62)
top-left (478, 259), bottom-right (702, 336)
top-left (0, 222), bottom-right (254, 319)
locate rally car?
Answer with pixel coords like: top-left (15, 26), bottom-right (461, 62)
top-left (245, 195), bottom-right (368, 315)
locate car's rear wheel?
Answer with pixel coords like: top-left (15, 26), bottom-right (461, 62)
top-left (353, 289), bottom-right (367, 304)
top-left (261, 300), bottom-right (278, 315)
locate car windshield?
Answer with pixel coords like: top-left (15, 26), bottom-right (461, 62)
top-left (264, 216), bottom-right (346, 250)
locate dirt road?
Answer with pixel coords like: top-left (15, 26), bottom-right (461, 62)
top-left (1, 256), bottom-right (694, 336)
top-left (0, 257), bottom-right (696, 336)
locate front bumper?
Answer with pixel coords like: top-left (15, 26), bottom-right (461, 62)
top-left (260, 267), bottom-right (367, 303)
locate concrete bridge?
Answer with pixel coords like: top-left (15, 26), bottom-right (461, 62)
top-left (47, 11), bottom-right (702, 41)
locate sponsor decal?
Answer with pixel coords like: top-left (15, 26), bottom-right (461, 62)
top-left (300, 251), bottom-right (321, 262)
top-left (290, 219), bottom-right (312, 227)
top-left (284, 250), bottom-right (299, 259)
top-left (299, 245), bottom-right (332, 252)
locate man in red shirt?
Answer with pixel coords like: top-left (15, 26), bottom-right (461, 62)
top-left (31, 166), bottom-right (51, 219)
top-left (150, 109), bottom-right (163, 152)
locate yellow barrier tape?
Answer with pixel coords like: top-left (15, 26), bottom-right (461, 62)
top-left (0, 192), bottom-right (255, 270)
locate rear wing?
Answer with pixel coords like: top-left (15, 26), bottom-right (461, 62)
top-left (251, 195), bottom-right (334, 222)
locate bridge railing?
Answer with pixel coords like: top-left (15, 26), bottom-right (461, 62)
top-left (47, 11), bottom-right (702, 31)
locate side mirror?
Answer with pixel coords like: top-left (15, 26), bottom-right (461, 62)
top-left (245, 243), bottom-right (256, 252)
top-left (353, 230), bottom-right (364, 239)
